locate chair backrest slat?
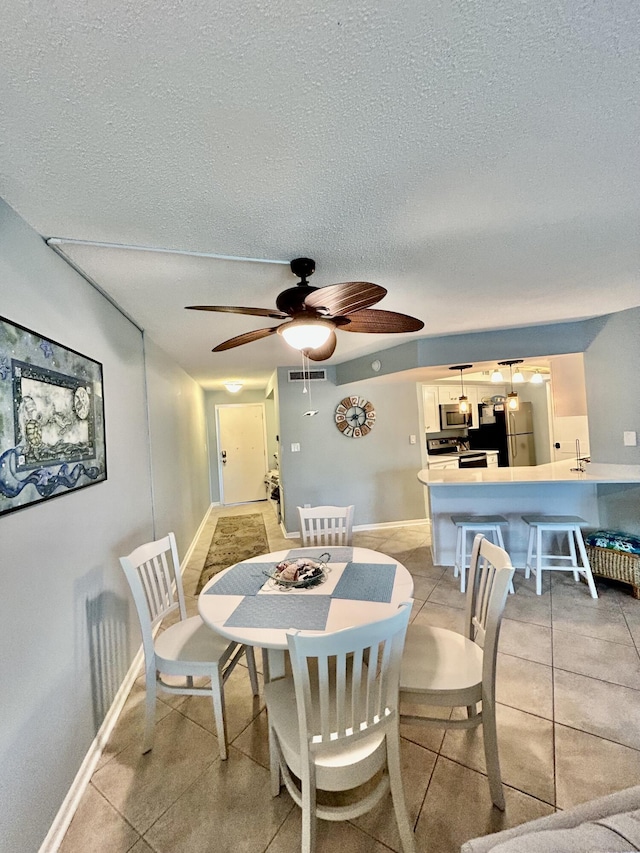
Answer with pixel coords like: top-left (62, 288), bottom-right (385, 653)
top-left (297, 505), bottom-right (355, 547)
top-left (287, 603), bottom-right (411, 755)
top-left (120, 533), bottom-right (185, 640)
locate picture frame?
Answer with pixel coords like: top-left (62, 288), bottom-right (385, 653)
top-left (0, 315), bottom-right (107, 517)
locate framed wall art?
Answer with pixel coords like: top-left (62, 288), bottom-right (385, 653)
top-left (0, 316), bottom-right (107, 517)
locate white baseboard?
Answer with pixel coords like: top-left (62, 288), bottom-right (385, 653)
top-left (39, 647), bottom-right (144, 852)
top-left (39, 512), bottom-right (212, 852)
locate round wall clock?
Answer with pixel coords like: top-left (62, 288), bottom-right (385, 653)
top-left (334, 396), bottom-right (376, 438)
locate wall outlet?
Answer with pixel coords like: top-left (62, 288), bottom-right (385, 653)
top-left (303, 503), bottom-right (310, 508)
top-left (409, 434), bottom-right (416, 444)
top-left (623, 431), bottom-right (637, 447)
top-left (291, 442), bottom-right (300, 452)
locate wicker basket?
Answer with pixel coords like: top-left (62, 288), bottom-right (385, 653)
top-left (586, 544), bottom-right (640, 599)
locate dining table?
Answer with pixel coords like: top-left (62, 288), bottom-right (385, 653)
top-left (198, 545), bottom-right (414, 680)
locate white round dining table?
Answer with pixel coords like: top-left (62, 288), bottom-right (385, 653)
top-left (198, 545), bottom-right (414, 680)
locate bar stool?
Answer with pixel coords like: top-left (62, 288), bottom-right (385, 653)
top-left (451, 515), bottom-right (513, 594)
top-left (522, 515), bottom-right (598, 598)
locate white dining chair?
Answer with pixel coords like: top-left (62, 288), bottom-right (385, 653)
top-left (120, 532), bottom-right (259, 759)
top-left (297, 504), bottom-right (354, 546)
top-left (400, 534), bottom-right (514, 809)
top-left (264, 603), bottom-right (416, 853)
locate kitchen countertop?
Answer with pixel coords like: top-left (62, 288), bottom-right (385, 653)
top-left (418, 459), bottom-right (640, 486)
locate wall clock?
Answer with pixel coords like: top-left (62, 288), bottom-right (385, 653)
top-left (334, 396), bottom-right (376, 438)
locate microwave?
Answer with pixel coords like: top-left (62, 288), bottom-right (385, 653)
top-left (439, 403), bottom-right (471, 431)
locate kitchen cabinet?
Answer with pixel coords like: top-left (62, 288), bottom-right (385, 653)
top-left (422, 385), bottom-right (439, 433)
top-left (427, 459), bottom-right (459, 470)
top-left (438, 386), bottom-right (462, 404)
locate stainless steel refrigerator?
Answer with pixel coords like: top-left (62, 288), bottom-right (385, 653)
top-left (469, 402), bottom-right (536, 466)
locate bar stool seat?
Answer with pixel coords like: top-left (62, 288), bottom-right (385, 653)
top-left (522, 515), bottom-right (598, 598)
top-left (451, 515), bottom-right (514, 594)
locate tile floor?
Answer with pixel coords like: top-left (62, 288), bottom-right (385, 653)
top-left (59, 503), bottom-right (640, 853)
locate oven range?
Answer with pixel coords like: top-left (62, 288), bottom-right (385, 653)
top-left (427, 437), bottom-right (488, 468)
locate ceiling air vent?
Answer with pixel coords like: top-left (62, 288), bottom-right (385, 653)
top-left (287, 368), bottom-right (327, 382)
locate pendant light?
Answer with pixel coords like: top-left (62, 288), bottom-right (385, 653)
top-left (490, 366), bottom-right (504, 382)
top-left (450, 364), bottom-right (473, 414)
top-left (498, 359), bottom-right (523, 411)
top-left (531, 370), bottom-right (544, 384)
top-left (512, 365), bottom-right (525, 383)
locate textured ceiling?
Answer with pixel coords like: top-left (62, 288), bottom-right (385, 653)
top-left (2, 0), bottom-right (639, 388)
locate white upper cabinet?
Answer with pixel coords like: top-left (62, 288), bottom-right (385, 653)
top-left (422, 385), bottom-right (439, 432)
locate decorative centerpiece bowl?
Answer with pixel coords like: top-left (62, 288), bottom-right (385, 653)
top-left (266, 554), bottom-right (330, 590)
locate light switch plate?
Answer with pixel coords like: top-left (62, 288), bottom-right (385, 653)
top-left (291, 442), bottom-right (300, 452)
top-left (623, 431), bottom-right (637, 446)
top-left (410, 434), bottom-right (416, 444)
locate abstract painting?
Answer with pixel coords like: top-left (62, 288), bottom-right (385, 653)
top-left (0, 316), bottom-right (106, 516)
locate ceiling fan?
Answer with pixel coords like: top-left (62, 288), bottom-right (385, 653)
top-left (186, 257), bottom-right (425, 361)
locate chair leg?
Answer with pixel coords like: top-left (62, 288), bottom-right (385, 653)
top-left (300, 767), bottom-right (317, 853)
top-left (482, 694), bottom-right (505, 810)
top-left (142, 661), bottom-right (157, 754)
top-left (268, 724), bottom-right (282, 797)
top-left (386, 730), bottom-right (417, 853)
top-left (535, 526), bottom-right (543, 596)
top-left (525, 527), bottom-right (534, 579)
top-left (245, 645), bottom-right (260, 696)
top-left (454, 527), bottom-right (461, 580)
top-left (211, 666), bottom-right (228, 760)
top-left (575, 529), bottom-right (599, 599)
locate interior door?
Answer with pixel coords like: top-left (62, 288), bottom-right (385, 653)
top-left (216, 404), bottom-right (268, 505)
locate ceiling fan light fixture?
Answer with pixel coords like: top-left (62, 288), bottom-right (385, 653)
top-left (279, 318), bottom-right (334, 351)
top-left (224, 381), bottom-right (243, 393)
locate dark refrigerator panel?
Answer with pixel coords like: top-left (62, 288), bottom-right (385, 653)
top-left (468, 408), bottom-right (509, 465)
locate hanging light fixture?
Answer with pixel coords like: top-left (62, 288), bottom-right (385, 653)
top-left (498, 359), bottom-right (523, 411)
top-left (490, 366), bottom-right (504, 382)
top-left (530, 370), bottom-right (544, 384)
top-left (224, 381), bottom-right (243, 393)
top-left (512, 365), bottom-right (525, 383)
top-left (279, 318), bottom-right (334, 351)
top-left (449, 364), bottom-right (473, 414)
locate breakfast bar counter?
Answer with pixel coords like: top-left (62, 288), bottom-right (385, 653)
top-left (418, 460), bottom-right (640, 567)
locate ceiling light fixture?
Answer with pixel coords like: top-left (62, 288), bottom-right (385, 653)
top-left (279, 318), bottom-right (334, 351)
top-left (450, 364), bottom-right (473, 414)
top-left (224, 381), bottom-right (243, 393)
top-left (512, 366), bottom-right (525, 383)
top-left (498, 360), bottom-right (523, 411)
top-left (490, 367), bottom-right (504, 383)
top-left (530, 370), bottom-right (544, 385)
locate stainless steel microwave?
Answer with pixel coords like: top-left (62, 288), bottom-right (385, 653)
top-left (439, 403), bottom-right (471, 431)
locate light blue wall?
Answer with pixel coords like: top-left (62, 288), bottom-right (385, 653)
top-left (0, 199), bottom-right (211, 851)
top-left (277, 367), bottom-right (425, 532)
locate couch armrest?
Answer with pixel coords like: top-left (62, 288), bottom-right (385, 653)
top-left (461, 786), bottom-right (640, 852)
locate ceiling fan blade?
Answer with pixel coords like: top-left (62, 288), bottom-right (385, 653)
top-left (303, 282), bottom-right (387, 317)
top-left (187, 305), bottom-right (287, 320)
top-left (341, 309), bottom-right (425, 333)
top-left (303, 330), bottom-right (337, 361)
top-left (212, 325), bottom-right (280, 352)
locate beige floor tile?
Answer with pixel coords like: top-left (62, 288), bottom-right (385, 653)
top-left (427, 575), bottom-right (467, 610)
top-left (414, 756), bottom-right (555, 853)
top-left (59, 783), bottom-right (140, 853)
top-left (496, 653), bottom-right (553, 719)
top-left (129, 839), bottom-right (155, 853)
top-left (410, 575), bottom-right (438, 601)
top-left (551, 573), bottom-right (629, 610)
top-left (92, 711), bottom-right (219, 834)
top-left (97, 682), bottom-right (173, 770)
top-left (552, 628), bottom-right (640, 689)
top-left (264, 807), bottom-right (392, 853)
top-left (553, 669), bottom-right (640, 750)
top-left (498, 617), bottom-right (552, 665)
top-left (231, 708), bottom-right (272, 769)
top-left (174, 664), bottom-right (263, 743)
top-left (551, 596), bottom-right (634, 645)
top-left (554, 723), bottom-right (640, 809)
top-left (503, 585), bottom-right (552, 628)
top-left (411, 601), bottom-right (465, 634)
top-left (400, 703), bottom-right (451, 754)
top-left (144, 748), bottom-right (293, 853)
top-left (440, 704), bottom-right (555, 804)
top-left (352, 738), bottom-right (436, 850)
